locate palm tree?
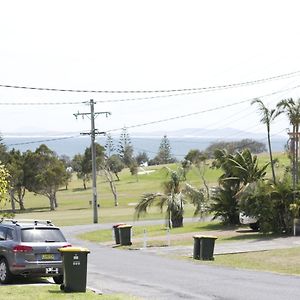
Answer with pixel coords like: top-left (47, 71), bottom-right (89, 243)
top-left (210, 148), bottom-right (269, 225)
top-left (230, 149), bottom-right (269, 185)
top-left (134, 167), bottom-right (206, 228)
top-left (251, 99), bottom-right (279, 183)
top-left (277, 98), bottom-right (300, 189)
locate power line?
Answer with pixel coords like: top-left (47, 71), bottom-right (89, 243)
top-left (106, 85), bottom-right (300, 133)
top-left (0, 101), bottom-right (85, 106)
top-left (5, 135), bottom-right (81, 147)
top-left (0, 70), bottom-right (299, 94)
top-left (4, 84), bottom-right (298, 148)
top-left (1, 80), bottom-right (300, 107)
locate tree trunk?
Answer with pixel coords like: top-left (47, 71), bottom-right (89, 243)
top-left (171, 215), bottom-right (183, 228)
top-left (296, 124), bottom-right (299, 185)
top-left (54, 191), bottom-right (58, 208)
top-left (104, 169), bottom-right (118, 206)
top-left (17, 187), bottom-right (26, 211)
top-left (9, 190), bottom-right (16, 213)
top-left (49, 193), bottom-right (56, 211)
top-left (267, 125), bottom-right (276, 183)
top-left (83, 179), bottom-right (87, 190)
top-left (114, 172), bottom-right (120, 181)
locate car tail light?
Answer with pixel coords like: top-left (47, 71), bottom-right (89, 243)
top-left (62, 244), bottom-right (72, 248)
top-left (13, 245), bottom-right (33, 253)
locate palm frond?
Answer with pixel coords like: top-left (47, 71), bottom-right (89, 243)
top-left (134, 192), bottom-right (164, 219)
top-left (183, 183), bottom-right (207, 216)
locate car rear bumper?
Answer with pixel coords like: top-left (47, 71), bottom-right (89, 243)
top-left (11, 261), bottom-right (63, 277)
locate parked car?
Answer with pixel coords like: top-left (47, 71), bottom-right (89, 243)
top-left (0, 219), bottom-right (71, 284)
top-left (239, 212), bottom-right (260, 231)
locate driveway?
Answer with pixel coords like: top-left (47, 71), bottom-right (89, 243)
top-left (62, 221), bottom-right (300, 299)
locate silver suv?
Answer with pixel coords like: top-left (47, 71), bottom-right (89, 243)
top-left (0, 219), bottom-right (71, 284)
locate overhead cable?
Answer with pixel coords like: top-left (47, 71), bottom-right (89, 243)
top-left (5, 85), bottom-right (297, 147)
top-left (1, 82), bottom-right (300, 107)
top-left (0, 70), bottom-right (299, 94)
top-left (106, 85), bottom-right (300, 133)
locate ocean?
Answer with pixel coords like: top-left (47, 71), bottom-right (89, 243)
top-left (2, 136), bottom-right (287, 160)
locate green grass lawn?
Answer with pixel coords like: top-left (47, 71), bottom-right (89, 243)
top-left (197, 247), bottom-right (300, 276)
top-left (0, 285), bottom-right (139, 300)
top-left (2, 152), bottom-right (288, 227)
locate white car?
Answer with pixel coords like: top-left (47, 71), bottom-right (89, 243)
top-left (239, 212), bottom-right (259, 231)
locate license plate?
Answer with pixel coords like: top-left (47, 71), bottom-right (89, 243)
top-left (46, 267), bottom-right (59, 274)
top-left (42, 254), bottom-right (55, 260)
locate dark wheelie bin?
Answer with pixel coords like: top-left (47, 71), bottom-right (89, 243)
top-left (58, 247), bottom-right (90, 292)
top-left (193, 235), bottom-right (217, 260)
top-left (112, 223), bottom-right (126, 244)
top-left (118, 224), bottom-right (132, 246)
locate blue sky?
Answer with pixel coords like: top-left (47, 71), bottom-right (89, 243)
top-left (0, 0), bottom-right (300, 140)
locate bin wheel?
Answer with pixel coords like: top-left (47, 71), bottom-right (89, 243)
top-left (53, 275), bottom-right (63, 284)
top-left (60, 284), bottom-right (65, 291)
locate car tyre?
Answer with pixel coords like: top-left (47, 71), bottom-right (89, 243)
top-left (249, 222), bottom-right (260, 231)
top-left (0, 258), bottom-right (13, 284)
top-left (53, 275), bottom-right (64, 284)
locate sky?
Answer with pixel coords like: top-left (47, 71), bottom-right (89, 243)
top-left (1, 0), bottom-right (300, 141)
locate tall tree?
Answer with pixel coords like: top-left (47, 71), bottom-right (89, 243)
top-left (6, 149), bottom-right (26, 211)
top-left (59, 155), bottom-right (72, 190)
top-left (0, 135), bottom-right (9, 166)
top-left (277, 98), bottom-right (300, 189)
top-left (251, 99), bottom-right (279, 183)
top-left (135, 167), bottom-right (206, 228)
top-left (153, 135), bottom-right (176, 165)
top-left (23, 144), bottom-right (67, 211)
top-left (106, 154), bottom-right (124, 181)
top-left (0, 163), bottom-right (9, 208)
top-left (211, 148), bottom-right (268, 224)
top-left (118, 128), bottom-right (134, 167)
top-left (104, 133), bottom-right (115, 157)
top-left (135, 151), bottom-right (149, 165)
top-left (72, 154), bottom-right (90, 189)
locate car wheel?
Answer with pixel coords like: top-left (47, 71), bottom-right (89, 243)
top-left (0, 258), bottom-right (13, 284)
top-left (249, 222), bottom-right (260, 231)
top-left (53, 275), bottom-right (64, 284)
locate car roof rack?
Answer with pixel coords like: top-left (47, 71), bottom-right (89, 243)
top-left (0, 218), bottom-right (54, 226)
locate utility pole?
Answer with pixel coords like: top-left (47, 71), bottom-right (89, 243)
top-left (74, 99), bottom-right (111, 223)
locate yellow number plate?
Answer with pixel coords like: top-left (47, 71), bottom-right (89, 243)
top-left (42, 254), bottom-right (54, 260)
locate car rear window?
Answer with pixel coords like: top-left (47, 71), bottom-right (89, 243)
top-left (21, 228), bottom-right (66, 242)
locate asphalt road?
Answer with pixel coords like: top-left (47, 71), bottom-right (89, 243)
top-left (62, 222), bottom-right (300, 300)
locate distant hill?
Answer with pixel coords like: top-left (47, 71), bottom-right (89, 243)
top-left (131, 127), bottom-right (284, 139)
top-left (3, 127), bottom-right (286, 140)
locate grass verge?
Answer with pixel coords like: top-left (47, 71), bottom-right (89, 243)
top-left (195, 247), bottom-right (300, 276)
top-left (0, 285), bottom-right (139, 300)
top-left (77, 220), bottom-right (276, 248)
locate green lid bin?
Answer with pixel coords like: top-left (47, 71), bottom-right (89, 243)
top-left (193, 235), bottom-right (217, 260)
top-left (58, 247), bottom-right (90, 292)
top-left (112, 223), bottom-right (126, 244)
top-left (118, 224), bottom-right (132, 246)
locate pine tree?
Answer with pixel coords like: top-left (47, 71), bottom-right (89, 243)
top-left (105, 133), bottom-right (115, 157)
top-left (117, 128), bottom-right (134, 167)
top-left (155, 135), bottom-right (175, 164)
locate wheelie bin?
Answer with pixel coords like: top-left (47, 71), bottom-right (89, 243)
top-left (193, 235), bottom-right (217, 260)
top-left (118, 224), bottom-right (132, 245)
top-left (58, 247), bottom-right (90, 292)
top-left (112, 223), bottom-right (126, 244)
